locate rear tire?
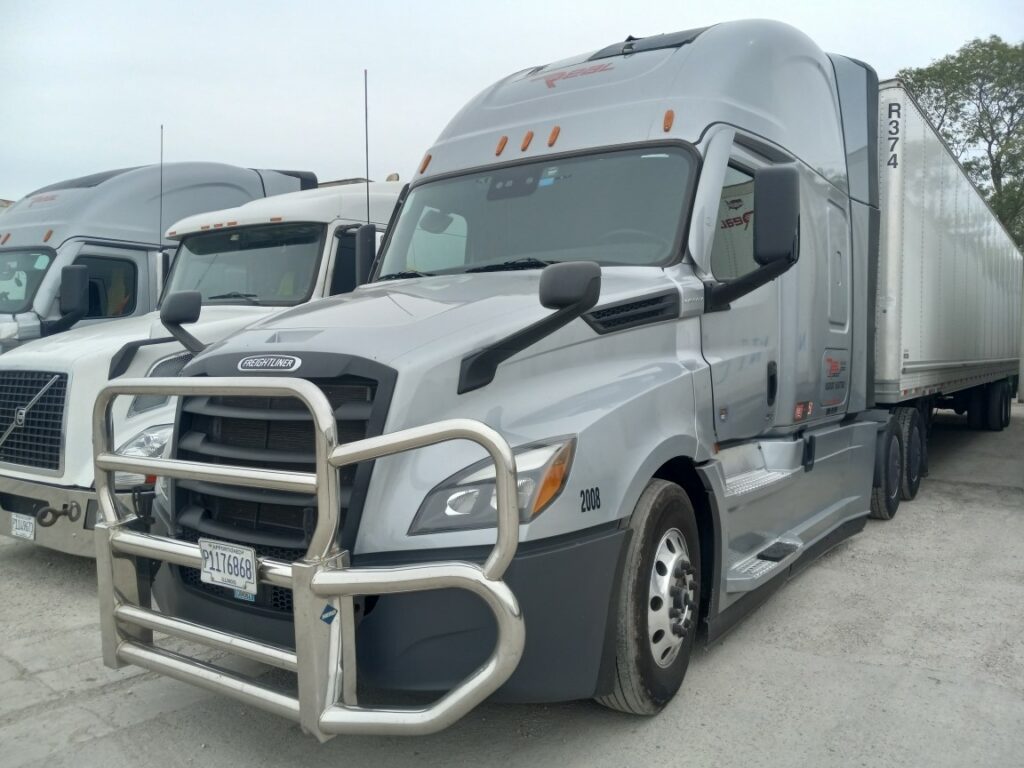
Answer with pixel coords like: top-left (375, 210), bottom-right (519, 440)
top-left (870, 418), bottom-right (903, 520)
top-left (1003, 384), bottom-right (1013, 428)
top-left (986, 381), bottom-right (1008, 432)
top-left (968, 387), bottom-right (987, 430)
top-left (596, 479), bottom-right (700, 715)
top-left (895, 407), bottom-right (924, 501)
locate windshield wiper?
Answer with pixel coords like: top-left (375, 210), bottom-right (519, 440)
top-left (207, 291), bottom-right (259, 304)
top-left (465, 257), bottom-right (553, 273)
top-left (377, 270), bottom-right (433, 281)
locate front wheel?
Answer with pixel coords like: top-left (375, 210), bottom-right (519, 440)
top-left (596, 479), bottom-right (701, 715)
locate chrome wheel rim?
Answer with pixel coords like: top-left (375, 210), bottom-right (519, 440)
top-left (647, 527), bottom-right (696, 668)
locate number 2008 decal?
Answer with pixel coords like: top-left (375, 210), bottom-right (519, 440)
top-left (580, 487), bottom-right (601, 512)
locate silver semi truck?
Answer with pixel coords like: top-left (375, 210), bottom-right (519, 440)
top-left (0, 163), bottom-right (316, 353)
top-left (0, 183), bottom-right (399, 556)
top-left (90, 20), bottom-right (1021, 738)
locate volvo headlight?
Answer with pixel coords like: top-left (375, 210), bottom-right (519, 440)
top-left (126, 352), bottom-right (193, 417)
top-left (114, 424), bottom-right (173, 489)
top-left (409, 438), bottom-right (575, 535)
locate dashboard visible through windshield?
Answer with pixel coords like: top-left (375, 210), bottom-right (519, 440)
top-left (0, 249), bottom-right (55, 314)
top-left (164, 223), bottom-right (326, 306)
top-left (376, 145), bottom-right (695, 278)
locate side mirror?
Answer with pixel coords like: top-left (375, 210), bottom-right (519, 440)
top-left (41, 265), bottom-right (89, 336)
top-left (159, 290), bottom-right (205, 354)
top-left (753, 165), bottom-right (800, 266)
top-left (539, 261), bottom-right (602, 311)
top-left (353, 224), bottom-right (377, 287)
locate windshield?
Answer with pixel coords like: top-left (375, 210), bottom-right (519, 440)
top-left (164, 223), bottom-right (326, 306)
top-left (377, 146), bottom-right (695, 278)
top-left (0, 248), bottom-right (55, 314)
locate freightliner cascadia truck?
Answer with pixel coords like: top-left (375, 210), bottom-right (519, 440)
top-left (88, 20), bottom-right (1022, 738)
top-left (0, 182), bottom-right (400, 554)
top-left (0, 163), bottom-right (316, 353)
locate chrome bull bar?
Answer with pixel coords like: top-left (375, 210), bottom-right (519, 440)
top-left (92, 376), bottom-right (525, 739)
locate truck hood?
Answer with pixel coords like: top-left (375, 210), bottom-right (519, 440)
top-left (201, 268), bottom-right (676, 365)
top-left (0, 305), bottom-right (277, 368)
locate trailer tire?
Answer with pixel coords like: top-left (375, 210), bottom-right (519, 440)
top-left (967, 387), bottom-right (987, 430)
top-left (985, 381), bottom-right (1008, 431)
top-left (1003, 383), bottom-right (1013, 428)
top-left (895, 407), bottom-right (924, 501)
top-left (869, 419), bottom-right (903, 520)
top-left (596, 479), bottom-right (700, 715)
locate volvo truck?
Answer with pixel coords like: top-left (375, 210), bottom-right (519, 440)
top-left (89, 20), bottom-right (1022, 738)
top-left (0, 182), bottom-right (400, 556)
top-left (0, 163), bottom-right (316, 353)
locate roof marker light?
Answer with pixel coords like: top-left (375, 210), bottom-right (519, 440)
top-left (495, 136), bottom-right (508, 156)
top-left (547, 126), bottom-right (561, 147)
top-left (419, 153), bottom-right (432, 174)
top-left (213, 223), bottom-right (223, 228)
top-left (200, 225), bottom-right (210, 230)
top-left (1, 234), bottom-right (9, 245)
top-left (521, 130), bottom-right (534, 151)
top-left (168, 231), bottom-right (176, 237)
top-left (270, 217), bottom-right (283, 223)
top-left (663, 109), bottom-right (675, 132)
top-left (43, 229), bottom-right (53, 243)
top-left (227, 221), bottom-right (238, 226)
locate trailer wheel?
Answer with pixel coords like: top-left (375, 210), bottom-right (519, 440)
top-left (1003, 384), bottom-right (1013, 428)
top-left (986, 381), bottom-right (1008, 432)
top-left (596, 479), bottom-right (700, 715)
top-left (895, 407), bottom-right (924, 500)
top-left (967, 387), bottom-right (987, 430)
top-left (870, 418), bottom-right (903, 520)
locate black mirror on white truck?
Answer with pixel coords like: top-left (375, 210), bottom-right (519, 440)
top-left (354, 223), bottom-right (377, 287)
top-left (41, 265), bottom-right (89, 336)
top-left (159, 290), bottom-right (205, 354)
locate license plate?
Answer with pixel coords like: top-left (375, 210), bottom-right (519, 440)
top-left (199, 538), bottom-right (257, 595)
top-left (11, 513), bottom-right (35, 541)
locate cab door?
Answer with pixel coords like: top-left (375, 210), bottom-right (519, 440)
top-left (699, 158), bottom-right (781, 443)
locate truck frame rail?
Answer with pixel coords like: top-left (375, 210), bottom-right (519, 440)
top-left (92, 376), bottom-right (525, 740)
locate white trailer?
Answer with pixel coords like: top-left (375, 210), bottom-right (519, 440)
top-left (873, 81), bottom-right (1022, 497)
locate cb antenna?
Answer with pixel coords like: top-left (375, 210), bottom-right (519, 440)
top-left (364, 69), bottom-right (370, 223)
top-left (158, 124), bottom-right (165, 244)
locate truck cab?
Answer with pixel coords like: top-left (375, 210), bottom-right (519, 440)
top-left (91, 21), bottom-right (910, 738)
top-left (0, 163), bottom-right (315, 353)
top-left (0, 182), bottom-right (400, 556)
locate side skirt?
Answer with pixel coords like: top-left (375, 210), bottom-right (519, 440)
top-left (702, 515), bottom-right (866, 644)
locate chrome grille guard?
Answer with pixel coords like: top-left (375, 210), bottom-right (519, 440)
top-left (92, 377), bottom-right (525, 740)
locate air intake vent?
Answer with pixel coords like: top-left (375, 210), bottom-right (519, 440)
top-left (583, 290), bottom-right (680, 334)
top-left (0, 371), bottom-right (68, 471)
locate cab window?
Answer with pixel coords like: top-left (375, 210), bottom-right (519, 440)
top-left (75, 255), bottom-right (138, 318)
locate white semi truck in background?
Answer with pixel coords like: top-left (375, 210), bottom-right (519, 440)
top-left (0, 163), bottom-right (316, 353)
top-left (87, 20), bottom-right (1020, 738)
top-left (0, 182), bottom-right (400, 555)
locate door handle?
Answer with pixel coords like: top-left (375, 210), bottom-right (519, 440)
top-left (767, 361), bottom-right (778, 406)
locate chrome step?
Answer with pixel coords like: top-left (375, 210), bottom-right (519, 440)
top-left (725, 537), bottom-right (803, 593)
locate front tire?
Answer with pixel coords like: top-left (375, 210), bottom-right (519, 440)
top-left (597, 479), bottom-right (701, 715)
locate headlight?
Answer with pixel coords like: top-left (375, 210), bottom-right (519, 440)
top-left (409, 438), bottom-right (575, 535)
top-left (114, 424), bottom-right (173, 489)
top-left (126, 352), bottom-right (193, 417)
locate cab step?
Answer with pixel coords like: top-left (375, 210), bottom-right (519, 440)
top-left (726, 537), bottom-right (803, 593)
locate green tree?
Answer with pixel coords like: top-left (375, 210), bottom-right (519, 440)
top-left (898, 37), bottom-right (1024, 246)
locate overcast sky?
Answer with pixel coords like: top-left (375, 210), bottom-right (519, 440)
top-left (2, 0), bottom-right (1022, 199)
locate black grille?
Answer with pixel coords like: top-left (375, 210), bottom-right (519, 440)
top-left (0, 371), bottom-right (68, 471)
top-left (583, 290), bottom-right (680, 334)
top-left (172, 375), bottom-right (388, 615)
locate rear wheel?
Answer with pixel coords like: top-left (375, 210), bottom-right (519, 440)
top-left (968, 387), bottom-right (987, 430)
top-left (597, 479), bottom-right (700, 715)
top-left (986, 381), bottom-right (1008, 432)
top-left (895, 407), bottom-right (924, 501)
top-left (870, 418), bottom-right (903, 520)
top-left (1003, 384), bottom-right (1013, 428)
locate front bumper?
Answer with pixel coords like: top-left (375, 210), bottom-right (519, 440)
top-left (92, 376), bottom-right (532, 740)
top-left (0, 476), bottom-right (130, 558)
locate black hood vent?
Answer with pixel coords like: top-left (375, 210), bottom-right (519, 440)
top-left (583, 289), bottom-right (680, 335)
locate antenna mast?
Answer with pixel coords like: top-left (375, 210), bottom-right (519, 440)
top-left (364, 69), bottom-right (370, 223)
top-left (158, 124), bottom-right (165, 243)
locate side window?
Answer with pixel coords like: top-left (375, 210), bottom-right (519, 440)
top-left (710, 166), bottom-right (757, 281)
top-left (406, 207), bottom-right (467, 272)
top-left (75, 256), bottom-right (138, 318)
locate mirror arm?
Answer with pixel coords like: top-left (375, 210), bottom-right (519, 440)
top-left (163, 321), bottom-right (205, 355)
top-left (704, 256), bottom-right (793, 312)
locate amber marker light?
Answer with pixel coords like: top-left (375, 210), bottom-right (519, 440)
top-left (530, 440), bottom-right (575, 517)
top-left (521, 130), bottom-right (534, 151)
top-left (419, 153), bottom-right (432, 174)
top-left (547, 126), bottom-right (561, 147)
top-left (663, 109), bottom-right (675, 132)
top-left (495, 135), bottom-right (508, 155)
top-left (270, 217), bottom-right (283, 222)
top-left (43, 229), bottom-right (53, 242)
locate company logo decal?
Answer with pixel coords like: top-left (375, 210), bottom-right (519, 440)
top-left (320, 604), bottom-right (338, 625)
top-left (725, 198), bottom-right (744, 210)
top-left (237, 355), bottom-right (302, 372)
top-left (534, 62), bottom-right (614, 89)
top-left (720, 210), bottom-right (754, 231)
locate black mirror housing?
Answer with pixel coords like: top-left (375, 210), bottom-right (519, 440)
top-left (539, 261), bottom-right (602, 311)
top-left (41, 265), bottom-right (89, 336)
top-left (753, 165), bottom-right (800, 266)
top-left (160, 291), bottom-right (205, 354)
